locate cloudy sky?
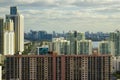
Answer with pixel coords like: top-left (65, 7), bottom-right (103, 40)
top-left (0, 0), bottom-right (120, 33)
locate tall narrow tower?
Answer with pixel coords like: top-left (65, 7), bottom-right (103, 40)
top-left (109, 31), bottom-right (120, 56)
top-left (66, 31), bottom-right (85, 54)
top-left (6, 6), bottom-right (24, 54)
top-left (0, 18), bottom-right (4, 54)
top-left (4, 19), bottom-right (15, 55)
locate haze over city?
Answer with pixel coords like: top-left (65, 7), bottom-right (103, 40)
top-left (1, 1), bottom-right (120, 79)
top-left (0, 0), bottom-right (120, 33)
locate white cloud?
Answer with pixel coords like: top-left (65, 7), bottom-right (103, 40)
top-left (16, 0), bottom-right (55, 4)
top-left (15, 0), bottom-right (37, 3)
top-left (0, 0), bottom-right (120, 32)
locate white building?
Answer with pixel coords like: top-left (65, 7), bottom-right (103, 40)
top-left (4, 31), bottom-right (15, 55)
top-left (66, 31), bottom-right (85, 54)
top-left (77, 40), bottom-right (92, 55)
top-left (14, 14), bottom-right (24, 54)
top-left (98, 41), bottom-right (115, 55)
top-left (3, 19), bottom-right (15, 55)
top-left (4, 19), bottom-right (14, 31)
top-left (52, 38), bottom-right (70, 55)
top-left (6, 7), bottom-right (24, 54)
top-left (0, 54), bottom-right (4, 80)
top-left (112, 56), bottom-right (120, 73)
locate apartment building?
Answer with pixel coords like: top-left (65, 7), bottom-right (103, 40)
top-left (5, 54), bottom-right (112, 80)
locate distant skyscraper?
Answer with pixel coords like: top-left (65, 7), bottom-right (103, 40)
top-left (4, 19), bottom-right (15, 55)
top-left (98, 41), bottom-right (115, 55)
top-left (52, 38), bottom-right (70, 55)
top-left (6, 6), bottom-right (24, 54)
top-left (66, 31), bottom-right (85, 41)
top-left (109, 31), bottom-right (120, 56)
top-left (78, 40), bottom-right (92, 55)
top-left (0, 18), bottom-right (4, 54)
top-left (66, 31), bottom-right (85, 54)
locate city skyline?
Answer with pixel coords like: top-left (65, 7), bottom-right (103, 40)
top-left (0, 3), bottom-right (120, 79)
top-left (0, 0), bottom-right (120, 33)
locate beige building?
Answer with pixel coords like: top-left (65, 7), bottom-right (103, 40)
top-left (4, 31), bottom-right (14, 55)
top-left (3, 19), bottom-right (15, 55)
top-left (6, 7), bottom-right (24, 54)
top-left (4, 19), bottom-right (14, 31)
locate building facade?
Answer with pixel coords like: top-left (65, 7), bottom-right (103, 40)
top-left (5, 54), bottom-right (112, 80)
top-left (112, 56), bottom-right (120, 73)
top-left (3, 19), bottom-right (15, 55)
top-left (6, 6), bottom-right (24, 54)
top-left (109, 32), bottom-right (120, 56)
top-left (52, 38), bottom-right (70, 55)
top-left (0, 18), bottom-right (4, 54)
top-left (77, 40), bottom-right (92, 55)
top-left (66, 31), bottom-right (85, 54)
top-left (98, 41), bottom-right (115, 55)
top-left (4, 31), bottom-right (14, 55)
top-left (4, 19), bottom-right (14, 31)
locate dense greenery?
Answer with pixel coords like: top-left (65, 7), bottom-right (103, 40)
top-left (22, 42), bottom-right (33, 55)
top-left (113, 71), bottom-right (120, 79)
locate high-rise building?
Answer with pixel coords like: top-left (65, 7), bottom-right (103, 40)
top-left (4, 19), bottom-right (14, 31)
top-left (109, 31), bottom-right (120, 56)
top-left (52, 38), bottom-right (70, 55)
top-left (4, 54), bottom-right (112, 80)
top-left (66, 31), bottom-right (85, 54)
top-left (4, 31), bottom-right (14, 55)
top-left (0, 18), bottom-right (4, 54)
top-left (98, 41), bottom-right (115, 55)
top-left (3, 19), bottom-right (15, 55)
top-left (66, 31), bottom-right (85, 41)
top-left (6, 6), bottom-right (24, 54)
top-left (78, 40), bottom-right (92, 55)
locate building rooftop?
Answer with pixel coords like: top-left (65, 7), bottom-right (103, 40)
top-left (5, 54), bottom-right (112, 57)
